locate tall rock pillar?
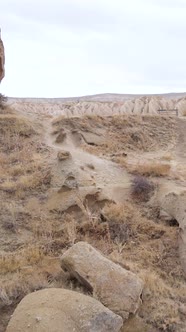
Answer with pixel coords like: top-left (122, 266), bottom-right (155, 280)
top-left (0, 29), bottom-right (5, 82)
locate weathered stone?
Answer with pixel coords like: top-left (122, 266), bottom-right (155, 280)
top-left (57, 150), bottom-right (71, 161)
top-left (6, 288), bottom-right (123, 332)
top-left (55, 131), bottom-right (66, 143)
top-left (61, 242), bottom-right (143, 320)
top-left (58, 184), bottom-right (73, 193)
top-left (0, 29), bottom-right (5, 82)
top-left (159, 209), bottom-right (173, 222)
top-left (162, 191), bottom-right (186, 276)
top-left (64, 173), bottom-right (78, 189)
top-left (81, 131), bottom-right (106, 146)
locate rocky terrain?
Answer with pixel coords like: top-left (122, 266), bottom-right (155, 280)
top-left (1, 34), bottom-right (186, 332)
top-left (1, 101), bottom-right (186, 332)
top-left (8, 92), bottom-right (186, 117)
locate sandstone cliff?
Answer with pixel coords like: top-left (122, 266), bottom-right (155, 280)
top-left (10, 95), bottom-right (186, 117)
top-left (0, 29), bottom-right (5, 82)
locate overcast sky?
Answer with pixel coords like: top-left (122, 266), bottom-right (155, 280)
top-left (1, 0), bottom-right (186, 97)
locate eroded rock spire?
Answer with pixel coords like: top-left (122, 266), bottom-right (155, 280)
top-left (0, 28), bottom-right (5, 82)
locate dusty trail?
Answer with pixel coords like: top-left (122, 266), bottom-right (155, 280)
top-left (19, 107), bottom-right (186, 205)
top-left (43, 118), bottom-right (131, 203)
top-left (21, 110), bottom-right (186, 278)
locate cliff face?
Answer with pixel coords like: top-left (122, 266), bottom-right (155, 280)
top-left (0, 30), bottom-right (5, 82)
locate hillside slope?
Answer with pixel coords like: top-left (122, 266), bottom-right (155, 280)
top-left (1, 102), bottom-right (186, 331)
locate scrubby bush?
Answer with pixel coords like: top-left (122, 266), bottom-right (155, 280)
top-left (131, 175), bottom-right (155, 201)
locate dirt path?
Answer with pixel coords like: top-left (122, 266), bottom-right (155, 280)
top-left (43, 118), bottom-right (131, 203)
top-left (20, 108), bottom-right (186, 204)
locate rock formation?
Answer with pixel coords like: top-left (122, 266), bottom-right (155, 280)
top-left (162, 191), bottom-right (186, 276)
top-left (6, 288), bottom-right (123, 332)
top-left (0, 29), bottom-right (5, 82)
top-left (57, 150), bottom-right (71, 161)
top-left (10, 95), bottom-right (186, 116)
top-left (61, 241), bottom-right (143, 320)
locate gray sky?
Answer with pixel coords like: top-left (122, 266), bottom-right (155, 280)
top-left (1, 0), bottom-right (186, 97)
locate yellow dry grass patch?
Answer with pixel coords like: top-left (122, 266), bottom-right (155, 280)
top-left (0, 246), bottom-right (44, 275)
top-left (52, 114), bottom-right (177, 156)
top-left (0, 114), bottom-right (51, 198)
top-left (0, 113), bottom-right (34, 136)
top-left (131, 162), bottom-right (171, 177)
top-left (0, 247), bottom-right (61, 307)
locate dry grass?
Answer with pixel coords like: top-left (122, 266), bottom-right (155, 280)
top-left (0, 246), bottom-right (44, 275)
top-left (130, 161), bottom-right (171, 177)
top-left (106, 202), bottom-right (186, 331)
top-left (0, 110), bottom-right (185, 332)
top-left (0, 114), bottom-right (34, 138)
top-left (1, 194), bottom-right (185, 331)
top-left (0, 114), bottom-right (51, 199)
top-left (0, 169), bottom-right (51, 197)
top-left (0, 253), bottom-right (61, 308)
top-left (52, 114), bottom-right (177, 156)
top-left (0, 110), bottom-right (57, 319)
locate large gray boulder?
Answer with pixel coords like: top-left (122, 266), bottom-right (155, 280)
top-left (6, 288), bottom-right (123, 332)
top-left (61, 242), bottom-right (143, 320)
top-left (162, 191), bottom-right (186, 276)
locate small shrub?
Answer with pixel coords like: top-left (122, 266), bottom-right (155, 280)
top-left (131, 176), bottom-right (154, 201)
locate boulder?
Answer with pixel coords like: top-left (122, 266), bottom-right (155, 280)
top-left (64, 173), bottom-right (78, 189)
top-left (61, 242), bottom-right (143, 320)
top-left (0, 29), bottom-right (5, 82)
top-left (6, 288), bottom-right (123, 332)
top-left (81, 131), bottom-right (106, 146)
top-left (57, 150), bottom-right (71, 161)
top-left (55, 131), bottom-right (66, 143)
top-left (162, 191), bottom-right (186, 276)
